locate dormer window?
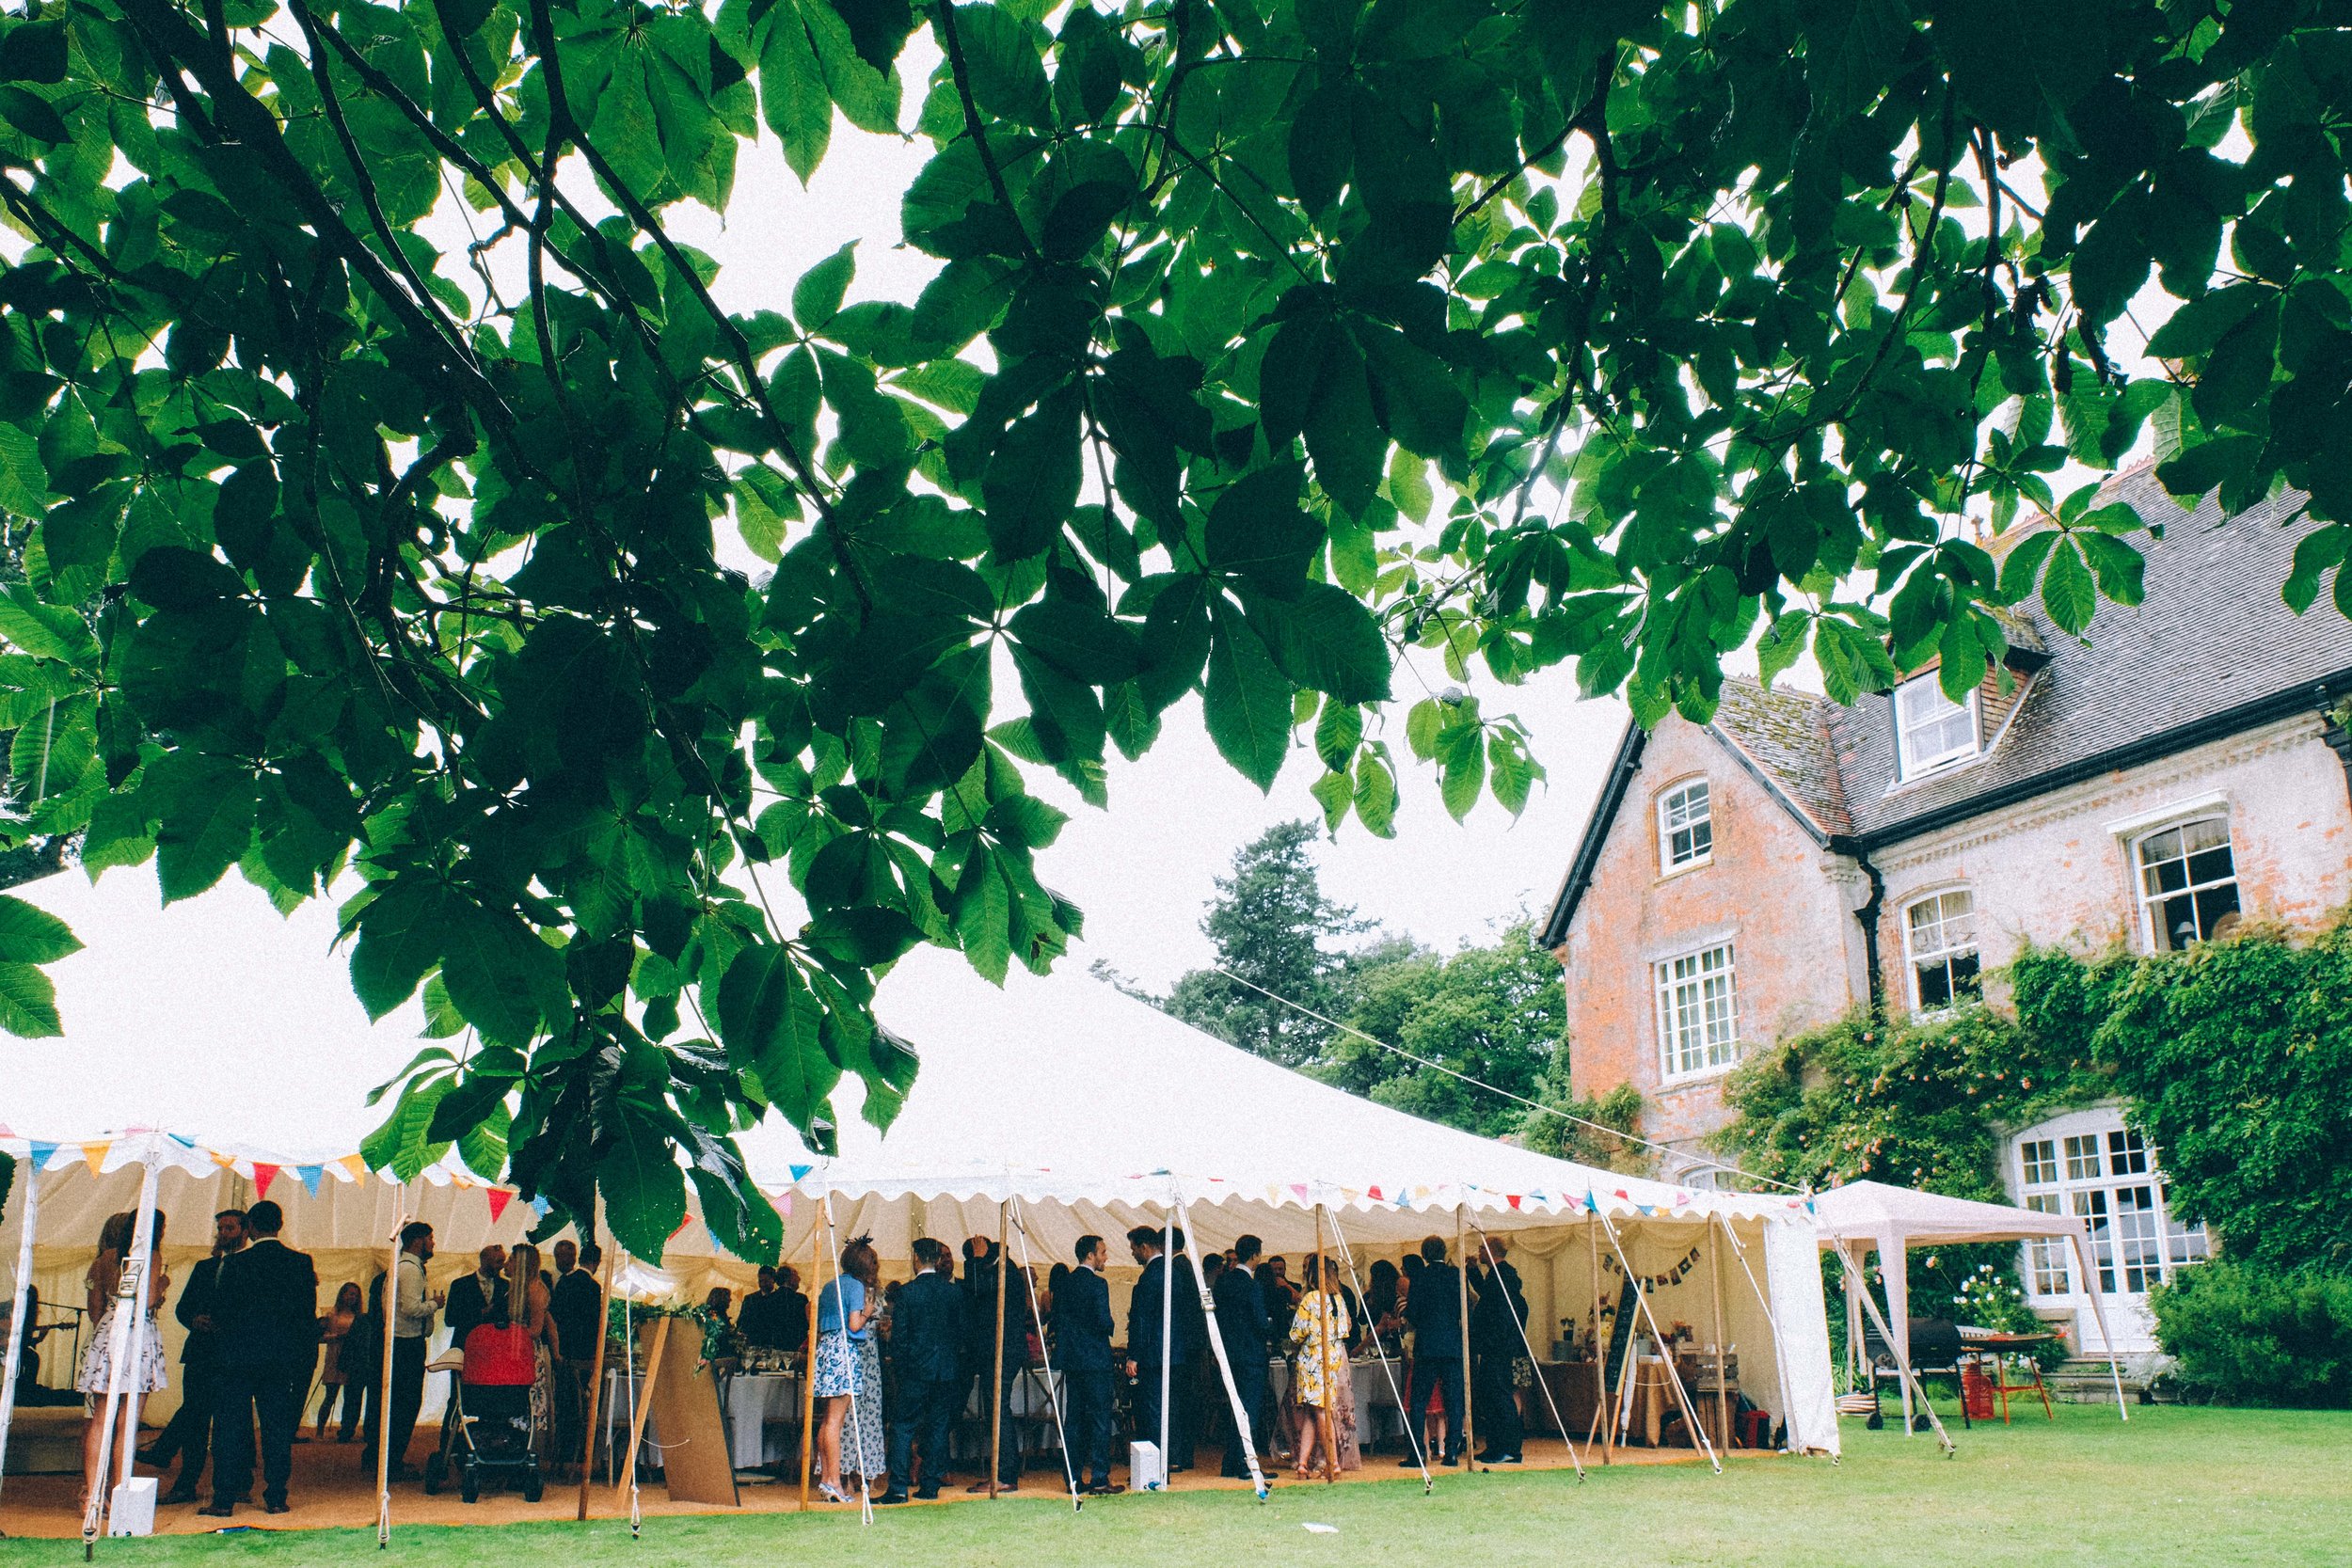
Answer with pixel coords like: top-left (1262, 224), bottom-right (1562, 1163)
top-left (1657, 780), bottom-right (1712, 871)
top-left (1895, 674), bottom-right (1978, 778)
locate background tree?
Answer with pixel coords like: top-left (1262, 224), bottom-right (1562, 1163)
top-left (1154, 818), bottom-right (1370, 1065)
top-left (0, 0), bottom-right (2344, 1258)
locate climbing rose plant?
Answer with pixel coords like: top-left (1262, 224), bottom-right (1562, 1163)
top-left (0, 0), bottom-right (2346, 1257)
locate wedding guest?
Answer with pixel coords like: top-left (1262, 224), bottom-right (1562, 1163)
top-left (314, 1282), bottom-right (365, 1441)
top-left (364, 1222), bottom-right (437, 1481)
top-left (75, 1211), bottom-right (167, 1520)
top-left (1212, 1234), bottom-right (1276, 1479)
top-left (139, 1209), bottom-right (243, 1504)
top-left (1401, 1236), bottom-right (1463, 1466)
top-left (880, 1238), bottom-right (962, 1503)
top-left (548, 1241), bottom-right (602, 1478)
top-left (1287, 1257), bottom-right (1358, 1478)
top-left (202, 1200), bottom-right (316, 1518)
top-left (1050, 1235), bottom-right (1119, 1495)
top-left (813, 1239), bottom-right (881, 1502)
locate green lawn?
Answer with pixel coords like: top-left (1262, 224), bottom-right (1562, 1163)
top-left (8, 1405), bottom-right (2347, 1567)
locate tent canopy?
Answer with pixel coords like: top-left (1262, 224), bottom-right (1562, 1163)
top-left (1808, 1180), bottom-right (2085, 1248)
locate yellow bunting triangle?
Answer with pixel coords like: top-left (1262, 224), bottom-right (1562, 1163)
top-left (81, 1141), bottom-right (110, 1176)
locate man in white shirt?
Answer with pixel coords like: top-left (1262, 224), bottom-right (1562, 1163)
top-left (364, 1222), bottom-right (437, 1480)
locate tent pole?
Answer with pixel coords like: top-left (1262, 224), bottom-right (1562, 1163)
top-left (84, 1154), bottom-right (160, 1558)
top-left (1831, 1246), bottom-right (1951, 1454)
top-left (1311, 1204), bottom-right (1336, 1483)
top-left (1707, 1217), bottom-right (1732, 1453)
top-left (1586, 1213), bottom-right (1612, 1465)
top-left (617, 1312), bottom-right (669, 1507)
top-left (0, 1153), bottom-right (42, 1520)
top-left (2065, 1227), bottom-right (2130, 1420)
top-left (1454, 1206), bottom-right (1473, 1470)
top-left (1715, 1219), bottom-right (1799, 1450)
top-left (989, 1199), bottom-right (1008, 1497)
top-left (1323, 1212), bottom-right (1428, 1492)
top-left (1471, 1224), bottom-right (1583, 1479)
top-left (1597, 1212), bottom-right (1720, 1474)
top-left (375, 1181), bottom-right (403, 1548)
top-left (799, 1217), bottom-right (819, 1511)
top-left (575, 1229), bottom-right (614, 1522)
top-left (1004, 1196), bottom-right (1083, 1512)
top-left (1158, 1184), bottom-right (1173, 1483)
top-left (1170, 1184), bottom-right (1269, 1500)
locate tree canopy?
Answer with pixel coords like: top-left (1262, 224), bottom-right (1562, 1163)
top-left (0, 0), bottom-right (2345, 1258)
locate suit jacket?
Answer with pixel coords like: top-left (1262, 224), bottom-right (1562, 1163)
top-left (893, 1269), bottom-right (964, 1383)
top-left (1213, 1263), bottom-right (1275, 1364)
top-left (1051, 1266), bottom-right (1114, 1371)
top-left (173, 1252), bottom-right (235, 1367)
top-left (1406, 1260), bottom-right (1464, 1358)
top-left (215, 1238), bottom-right (320, 1369)
top-left (549, 1269), bottom-right (601, 1360)
top-left (1470, 1261), bottom-right (1527, 1356)
top-left (959, 1258), bottom-right (1021, 1370)
top-left (1129, 1255), bottom-right (1207, 1365)
top-left (445, 1272), bottom-right (507, 1347)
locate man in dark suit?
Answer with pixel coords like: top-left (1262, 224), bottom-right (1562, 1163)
top-left (880, 1239), bottom-right (963, 1502)
top-left (445, 1245), bottom-right (507, 1351)
top-left (1124, 1227), bottom-right (1207, 1474)
top-left (1211, 1233), bottom-right (1276, 1479)
top-left (548, 1240), bottom-right (602, 1480)
top-left (200, 1201), bottom-right (318, 1517)
top-left (1051, 1234), bottom-right (1120, 1495)
top-left (1470, 1236), bottom-right (1526, 1464)
top-left (141, 1209), bottom-right (245, 1504)
top-left (1402, 1234), bottom-right (1465, 1465)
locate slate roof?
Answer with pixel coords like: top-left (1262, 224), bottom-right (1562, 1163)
top-left (1541, 475), bottom-right (2352, 946)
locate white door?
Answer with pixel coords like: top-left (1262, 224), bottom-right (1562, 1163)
top-left (2007, 1107), bottom-right (2207, 1354)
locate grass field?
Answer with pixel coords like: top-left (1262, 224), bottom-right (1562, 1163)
top-left (5, 1405), bottom-right (2346, 1567)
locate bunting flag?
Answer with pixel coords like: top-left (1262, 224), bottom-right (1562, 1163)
top-left (485, 1188), bottom-right (514, 1224)
top-left (297, 1165), bottom-right (326, 1198)
top-left (80, 1141), bottom-right (110, 1175)
top-left (28, 1140), bottom-right (57, 1171)
top-left (1367, 1185), bottom-right (1384, 1202)
top-left (776, 1192), bottom-right (792, 1217)
top-left (529, 1196), bottom-right (551, 1219)
top-left (252, 1163), bottom-right (281, 1197)
top-left (337, 1154), bottom-right (368, 1182)
top-left (210, 1150), bottom-right (238, 1169)
top-left (1289, 1183), bottom-right (1309, 1201)
top-left (1507, 1194), bottom-right (1523, 1211)
top-left (788, 1164), bottom-right (813, 1180)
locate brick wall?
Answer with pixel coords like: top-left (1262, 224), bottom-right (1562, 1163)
top-left (1552, 717), bottom-right (1863, 1149)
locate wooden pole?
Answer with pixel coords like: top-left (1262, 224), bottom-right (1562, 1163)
top-left (798, 1222), bottom-right (819, 1511)
top-left (574, 1238), bottom-right (615, 1521)
top-left (1707, 1217), bottom-right (1731, 1453)
top-left (1588, 1214), bottom-right (1613, 1465)
top-left (1455, 1206), bottom-right (1473, 1469)
top-left (616, 1314), bottom-right (671, 1500)
top-left (989, 1202), bottom-right (1009, 1498)
top-left (1312, 1205), bottom-right (1337, 1483)
top-left (375, 1186), bottom-right (403, 1549)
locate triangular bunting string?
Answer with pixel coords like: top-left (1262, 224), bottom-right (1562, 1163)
top-left (485, 1188), bottom-right (514, 1223)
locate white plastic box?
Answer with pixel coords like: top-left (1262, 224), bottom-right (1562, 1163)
top-left (1128, 1439), bottom-right (1165, 1491)
top-left (107, 1476), bottom-right (157, 1537)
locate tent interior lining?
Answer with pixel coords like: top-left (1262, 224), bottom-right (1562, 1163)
top-left (3, 1145), bottom-right (1832, 1463)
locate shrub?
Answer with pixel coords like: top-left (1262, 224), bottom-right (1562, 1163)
top-left (2150, 1262), bottom-right (2352, 1407)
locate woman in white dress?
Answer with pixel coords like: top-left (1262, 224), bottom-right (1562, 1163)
top-left (76, 1210), bottom-right (168, 1517)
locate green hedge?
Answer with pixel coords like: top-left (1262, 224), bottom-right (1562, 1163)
top-left (2150, 1263), bottom-right (2352, 1407)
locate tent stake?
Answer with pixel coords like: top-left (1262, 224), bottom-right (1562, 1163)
top-left (575, 1229), bottom-right (614, 1522)
top-left (989, 1199), bottom-right (1008, 1498)
top-left (0, 1155), bottom-right (43, 1528)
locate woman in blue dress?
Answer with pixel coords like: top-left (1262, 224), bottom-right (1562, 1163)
top-left (813, 1237), bottom-right (884, 1500)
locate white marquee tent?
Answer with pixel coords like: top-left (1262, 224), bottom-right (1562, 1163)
top-left (1808, 1180), bottom-right (2128, 1428)
top-left (2, 865), bottom-right (1839, 1528)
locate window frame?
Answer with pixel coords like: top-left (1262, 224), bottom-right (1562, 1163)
top-left (2012, 1111), bottom-right (2206, 1303)
top-left (1655, 778), bottom-right (1714, 874)
top-left (1893, 673), bottom-right (1979, 779)
top-left (1901, 886), bottom-right (1982, 1015)
top-left (2132, 815), bottom-right (2242, 954)
top-left (1654, 940), bottom-right (1740, 1085)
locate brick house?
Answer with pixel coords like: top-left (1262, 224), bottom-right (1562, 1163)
top-left (1539, 478), bottom-right (2352, 1348)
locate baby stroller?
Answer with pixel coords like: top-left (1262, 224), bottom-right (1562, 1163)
top-left (423, 1320), bottom-right (545, 1503)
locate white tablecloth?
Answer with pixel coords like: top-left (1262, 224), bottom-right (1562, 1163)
top-left (722, 1371), bottom-right (802, 1467)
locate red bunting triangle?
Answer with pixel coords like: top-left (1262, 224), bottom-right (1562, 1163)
top-left (485, 1188), bottom-right (513, 1223)
top-left (252, 1163), bottom-right (280, 1197)
top-left (1507, 1194), bottom-right (1523, 1210)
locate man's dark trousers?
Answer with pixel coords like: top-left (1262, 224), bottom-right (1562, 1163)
top-left (1409, 1356), bottom-right (1464, 1460)
top-left (1473, 1353), bottom-right (1522, 1457)
top-left (1222, 1365), bottom-right (1265, 1477)
top-left (212, 1361), bottom-right (306, 1509)
top-left (1132, 1365), bottom-right (1195, 1469)
top-left (991, 1357), bottom-right (1025, 1485)
top-left (887, 1375), bottom-right (960, 1497)
top-left (154, 1360), bottom-right (218, 1493)
top-left (1065, 1368), bottom-right (1114, 1488)
top-left (366, 1337), bottom-right (427, 1473)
